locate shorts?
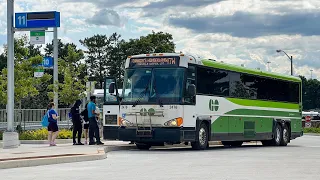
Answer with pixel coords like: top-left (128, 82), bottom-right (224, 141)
top-left (48, 122), bottom-right (59, 132)
top-left (84, 123), bottom-right (89, 129)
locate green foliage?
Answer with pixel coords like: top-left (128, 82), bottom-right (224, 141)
top-left (303, 127), bottom-right (320, 134)
top-left (48, 45), bottom-right (88, 106)
top-left (18, 128), bottom-right (73, 140)
top-left (79, 34), bottom-right (110, 88)
top-left (0, 55), bottom-right (52, 105)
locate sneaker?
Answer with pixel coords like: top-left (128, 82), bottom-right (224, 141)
top-left (77, 142), bottom-right (84, 145)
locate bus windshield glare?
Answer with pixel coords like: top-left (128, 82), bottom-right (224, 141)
top-left (121, 68), bottom-right (185, 104)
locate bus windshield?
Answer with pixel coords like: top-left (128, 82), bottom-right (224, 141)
top-left (121, 68), bottom-right (185, 104)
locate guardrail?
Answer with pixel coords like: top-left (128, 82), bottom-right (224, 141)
top-left (0, 108), bottom-right (73, 131)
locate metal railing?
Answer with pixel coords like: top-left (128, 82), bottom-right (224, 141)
top-left (0, 108), bottom-right (73, 131)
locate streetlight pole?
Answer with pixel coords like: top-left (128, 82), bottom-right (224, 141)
top-left (267, 61), bottom-right (271, 72)
top-left (276, 50), bottom-right (293, 76)
top-left (310, 69), bottom-right (313, 79)
top-left (3, 0), bottom-right (20, 149)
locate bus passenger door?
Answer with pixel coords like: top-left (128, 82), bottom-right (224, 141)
top-left (103, 77), bottom-right (121, 140)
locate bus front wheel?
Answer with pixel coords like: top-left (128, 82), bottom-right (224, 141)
top-left (191, 122), bottom-right (209, 150)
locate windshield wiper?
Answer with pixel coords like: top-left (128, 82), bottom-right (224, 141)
top-left (132, 78), bottom-right (151, 107)
top-left (152, 77), bottom-right (164, 107)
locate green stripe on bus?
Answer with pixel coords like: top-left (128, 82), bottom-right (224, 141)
top-left (201, 59), bottom-right (301, 82)
top-left (227, 98), bottom-right (299, 110)
top-left (225, 109), bottom-right (301, 118)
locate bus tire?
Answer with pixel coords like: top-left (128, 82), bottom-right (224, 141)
top-left (280, 124), bottom-right (290, 146)
top-left (136, 143), bottom-right (151, 150)
top-left (271, 123), bottom-right (282, 146)
top-left (191, 122), bottom-right (209, 150)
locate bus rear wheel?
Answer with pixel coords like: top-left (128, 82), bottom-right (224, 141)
top-left (262, 123), bottom-right (282, 146)
top-left (280, 124), bottom-right (290, 146)
top-left (191, 122), bottom-right (209, 150)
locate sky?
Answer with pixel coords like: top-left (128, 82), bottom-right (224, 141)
top-left (0, 0), bottom-right (319, 79)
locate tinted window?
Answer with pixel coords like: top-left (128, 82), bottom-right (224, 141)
top-left (196, 66), bottom-right (229, 96)
top-left (195, 65), bottom-right (299, 103)
top-left (231, 74), bottom-right (299, 103)
top-left (229, 72), bottom-right (257, 99)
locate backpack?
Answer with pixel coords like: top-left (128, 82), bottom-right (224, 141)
top-left (81, 108), bottom-right (89, 122)
top-left (41, 110), bottom-right (49, 127)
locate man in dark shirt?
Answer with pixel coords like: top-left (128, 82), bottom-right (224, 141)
top-left (71, 99), bottom-right (84, 145)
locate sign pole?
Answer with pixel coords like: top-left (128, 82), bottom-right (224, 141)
top-left (3, 0), bottom-right (20, 149)
top-left (53, 27), bottom-right (58, 111)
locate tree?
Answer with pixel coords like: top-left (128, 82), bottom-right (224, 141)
top-left (123, 31), bottom-right (176, 56)
top-left (0, 35), bottom-right (52, 108)
top-left (80, 34), bottom-right (110, 88)
top-left (48, 45), bottom-right (88, 106)
top-left (107, 33), bottom-right (127, 87)
top-left (0, 55), bottom-right (52, 107)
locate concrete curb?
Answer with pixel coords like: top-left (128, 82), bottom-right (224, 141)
top-left (0, 147), bottom-right (108, 169)
top-left (20, 139), bottom-right (73, 144)
top-left (304, 133), bottom-right (320, 136)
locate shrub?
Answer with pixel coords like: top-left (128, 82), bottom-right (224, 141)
top-left (303, 127), bottom-right (320, 134)
top-left (19, 128), bottom-right (73, 140)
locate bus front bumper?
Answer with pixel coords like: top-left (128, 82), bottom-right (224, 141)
top-left (103, 126), bottom-right (196, 143)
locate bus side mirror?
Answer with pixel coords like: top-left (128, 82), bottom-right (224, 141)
top-left (187, 84), bottom-right (196, 97)
top-left (109, 83), bottom-right (115, 94)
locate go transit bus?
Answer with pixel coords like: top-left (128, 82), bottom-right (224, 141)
top-left (103, 53), bottom-right (303, 150)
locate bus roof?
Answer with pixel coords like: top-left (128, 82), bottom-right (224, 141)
top-left (126, 53), bottom-right (301, 83)
top-left (201, 59), bottom-right (301, 83)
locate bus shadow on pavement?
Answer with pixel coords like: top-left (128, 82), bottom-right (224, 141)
top-left (146, 144), bottom-right (301, 152)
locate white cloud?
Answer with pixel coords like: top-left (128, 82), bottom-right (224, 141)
top-left (0, 0), bottom-right (319, 80)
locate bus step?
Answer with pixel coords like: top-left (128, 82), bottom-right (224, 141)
top-left (136, 130), bottom-right (153, 137)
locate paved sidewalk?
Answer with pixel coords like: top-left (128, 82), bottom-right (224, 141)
top-left (0, 140), bottom-right (135, 169)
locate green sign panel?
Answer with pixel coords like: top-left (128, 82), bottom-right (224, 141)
top-left (30, 31), bottom-right (45, 44)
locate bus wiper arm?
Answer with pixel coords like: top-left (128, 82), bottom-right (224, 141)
top-left (132, 79), bottom-right (151, 107)
top-left (153, 78), bottom-right (163, 107)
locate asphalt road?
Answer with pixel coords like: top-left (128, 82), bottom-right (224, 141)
top-left (2, 135), bottom-right (320, 180)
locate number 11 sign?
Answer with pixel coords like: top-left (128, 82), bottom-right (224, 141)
top-left (15, 11), bottom-right (60, 28)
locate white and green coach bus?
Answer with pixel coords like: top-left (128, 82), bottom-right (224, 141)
top-left (103, 53), bottom-right (303, 150)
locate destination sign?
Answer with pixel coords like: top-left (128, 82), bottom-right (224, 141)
top-left (129, 57), bottom-right (180, 67)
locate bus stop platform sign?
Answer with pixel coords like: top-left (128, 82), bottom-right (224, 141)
top-left (15, 11), bottom-right (60, 29)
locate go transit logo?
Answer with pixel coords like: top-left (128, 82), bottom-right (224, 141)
top-left (209, 99), bottom-right (219, 111)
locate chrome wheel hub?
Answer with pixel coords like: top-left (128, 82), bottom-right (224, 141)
top-left (283, 128), bottom-right (288, 143)
top-left (276, 127), bottom-right (281, 143)
top-left (199, 128), bottom-right (207, 145)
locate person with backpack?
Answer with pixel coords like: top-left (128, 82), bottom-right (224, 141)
top-left (81, 102), bottom-right (90, 145)
top-left (71, 99), bottom-right (84, 145)
top-left (47, 102), bottom-right (59, 146)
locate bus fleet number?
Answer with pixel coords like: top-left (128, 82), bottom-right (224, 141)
top-left (169, 105), bottom-right (178, 109)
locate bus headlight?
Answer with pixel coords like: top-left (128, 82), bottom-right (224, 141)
top-left (118, 117), bottom-right (134, 126)
top-left (164, 117), bottom-right (183, 127)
